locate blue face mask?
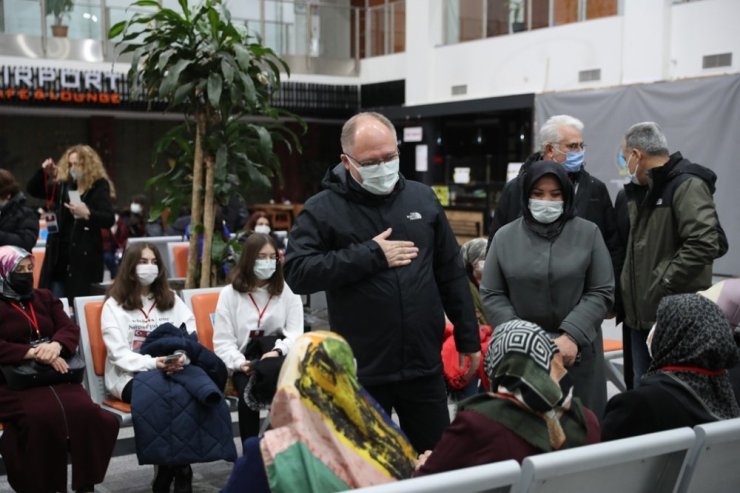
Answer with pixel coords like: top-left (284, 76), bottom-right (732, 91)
top-left (561, 151), bottom-right (585, 173)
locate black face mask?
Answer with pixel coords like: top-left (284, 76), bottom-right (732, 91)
top-left (9, 272), bottom-right (34, 298)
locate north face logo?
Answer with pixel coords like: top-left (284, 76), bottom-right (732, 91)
top-left (407, 212), bottom-right (422, 220)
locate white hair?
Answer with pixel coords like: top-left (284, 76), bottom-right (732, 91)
top-left (539, 115), bottom-right (584, 150)
top-left (624, 122), bottom-right (669, 156)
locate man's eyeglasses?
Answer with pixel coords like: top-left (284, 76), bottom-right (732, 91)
top-left (559, 142), bottom-right (586, 151)
top-left (345, 150), bottom-right (400, 168)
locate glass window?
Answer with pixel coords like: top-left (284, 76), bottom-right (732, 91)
top-left (553, 0), bottom-right (579, 26)
top-left (485, 0), bottom-right (509, 38)
top-left (530, 0), bottom-right (550, 30)
top-left (459, 0), bottom-right (484, 42)
top-left (586, 0), bottom-right (617, 20)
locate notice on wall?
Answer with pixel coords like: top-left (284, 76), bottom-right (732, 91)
top-left (415, 144), bottom-right (428, 172)
top-left (404, 126), bottom-right (423, 142)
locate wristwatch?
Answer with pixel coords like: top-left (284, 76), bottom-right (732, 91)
top-left (273, 347), bottom-right (283, 356)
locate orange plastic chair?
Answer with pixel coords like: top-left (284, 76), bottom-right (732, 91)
top-left (603, 338), bottom-right (623, 353)
top-left (75, 296), bottom-right (132, 421)
top-left (32, 248), bottom-right (45, 289)
top-left (190, 292), bottom-right (221, 351)
top-left (172, 244), bottom-right (189, 278)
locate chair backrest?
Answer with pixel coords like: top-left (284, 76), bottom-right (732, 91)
top-left (516, 427), bottom-right (696, 493)
top-left (167, 241), bottom-right (190, 278)
top-left (32, 247), bottom-right (45, 289)
top-left (347, 461), bottom-right (521, 493)
top-left (127, 236), bottom-right (185, 278)
top-left (181, 287), bottom-right (223, 351)
top-left (74, 295), bottom-right (107, 404)
top-left (676, 417), bottom-right (740, 493)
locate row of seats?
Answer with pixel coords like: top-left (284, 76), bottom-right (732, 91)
top-left (74, 287), bottom-right (224, 425)
top-left (32, 236), bottom-right (190, 289)
top-left (348, 418), bottom-right (740, 493)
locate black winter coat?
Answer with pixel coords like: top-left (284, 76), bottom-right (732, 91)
top-left (0, 193), bottom-right (39, 251)
top-left (27, 169), bottom-right (114, 300)
top-left (487, 153), bottom-right (618, 263)
top-left (284, 164), bottom-right (479, 386)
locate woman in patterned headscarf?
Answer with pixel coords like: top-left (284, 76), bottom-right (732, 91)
top-left (221, 330), bottom-right (417, 493)
top-left (415, 319), bottom-right (600, 476)
top-left (602, 293), bottom-right (740, 440)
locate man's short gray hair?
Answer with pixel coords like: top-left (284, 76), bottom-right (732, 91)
top-left (539, 115), bottom-right (584, 149)
top-left (341, 112), bottom-right (397, 153)
top-left (624, 122), bottom-right (670, 156)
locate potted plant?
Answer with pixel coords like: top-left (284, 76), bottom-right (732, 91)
top-left (47, 0), bottom-right (74, 37)
top-left (111, 0), bottom-right (305, 288)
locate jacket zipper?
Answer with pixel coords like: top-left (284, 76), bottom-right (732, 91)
top-left (49, 385), bottom-right (70, 440)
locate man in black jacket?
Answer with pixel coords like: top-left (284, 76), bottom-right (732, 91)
top-left (285, 112), bottom-right (481, 453)
top-left (487, 115), bottom-right (617, 259)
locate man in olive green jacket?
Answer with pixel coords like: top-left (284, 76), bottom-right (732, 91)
top-left (620, 122), bottom-right (723, 387)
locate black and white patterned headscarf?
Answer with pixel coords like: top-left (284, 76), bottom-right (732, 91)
top-left (648, 293), bottom-right (740, 419)
top-left (484, 319), bottom-right (562, 412)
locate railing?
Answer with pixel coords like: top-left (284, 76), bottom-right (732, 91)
top-left (0, 0), bottom-right (405, 73)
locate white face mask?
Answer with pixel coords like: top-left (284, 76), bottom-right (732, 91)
top-left (136, 264), bottom-right (159, 286)
top-left (627, 154), bottom-right (641, 185)
top-left (528, 199), bottom-right (564, 224)
top-left (130, 203), bottom-right (143, 215)
top-left (646, 323), bottom-right (657, 359)
top-left (69, 168), bottom-right (80, 181)
top-left (254, 259), bottom-right (276, 280)
top-left (349, 158), bottom-right (400, 195)
top-left (254, 224), bottom-right (271, 234)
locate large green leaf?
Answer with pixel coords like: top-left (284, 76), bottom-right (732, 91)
top-left (207, 72), bottom-right (223, 108)
top-left (159, 58), bottom-right (191, 96)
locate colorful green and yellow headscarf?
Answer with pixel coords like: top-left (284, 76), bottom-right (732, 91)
top-left (260, 331), bottom-right (416, 493)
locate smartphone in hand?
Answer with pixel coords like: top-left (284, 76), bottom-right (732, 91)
top-left (164, 353), bottom-right (182, 364)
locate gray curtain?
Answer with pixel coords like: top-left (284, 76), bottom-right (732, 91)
top-left (535, 74), bottom-right (740, 276)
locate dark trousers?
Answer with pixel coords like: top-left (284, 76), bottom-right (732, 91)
top-left (363, 373), bottom-right (450, 454)
top-left (233, 371), bottom-right (261, 443)
top-left (630, 327), bottom-right (652, 388)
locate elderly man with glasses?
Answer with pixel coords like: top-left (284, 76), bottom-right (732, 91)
top-left (487, 115), bottom-right (617, 260)
top-left (284, 111), bottom-right (481, 454)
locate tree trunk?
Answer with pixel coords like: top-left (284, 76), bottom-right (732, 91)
top-left (186, 112), bottom-right (206, 289)
top-left (200, 155), bottom-right (216, 287)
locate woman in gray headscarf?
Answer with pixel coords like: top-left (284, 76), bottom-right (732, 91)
top-left (602, 293), bottom-right (740, 440)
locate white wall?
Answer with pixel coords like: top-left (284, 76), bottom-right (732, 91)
top-left (670, 0), bottom-right (740, 79)
top-left (377, 0), bottom-right (740, 106)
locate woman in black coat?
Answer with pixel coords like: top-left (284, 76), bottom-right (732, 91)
top-left (0, 169), bottom-right (39, 251)
top-left (27, 144), bottom-right (115, 300)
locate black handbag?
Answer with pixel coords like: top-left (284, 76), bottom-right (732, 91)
top-left (0, 353), bottom-right (86, 390)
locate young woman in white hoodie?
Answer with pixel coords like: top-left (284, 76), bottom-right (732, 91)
top-left (213, 232), bottom-right (303, 443)
top-left (101, 242), bottom-right (197, 492)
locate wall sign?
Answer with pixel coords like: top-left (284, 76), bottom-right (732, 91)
top-left (0, 65), bottom-right (140, 108)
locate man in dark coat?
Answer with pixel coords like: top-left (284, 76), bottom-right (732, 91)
top-left (487, 115), bottom-right (617, 263)
top-left (619, 122), bottom-right (723, 387)
top-left (284, 112), bottom-right (480, 453)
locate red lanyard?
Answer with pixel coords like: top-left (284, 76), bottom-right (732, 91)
top-left (138, 301), bottom-right (157, 321)
top-left (660, 365), bottom-right (725, 377)
top-left (11, 302), bottom-right (40, 339)
top-left (42, 170), bottom-right (57, 210)
top-left (248, 293), bottom-right (273, 329)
